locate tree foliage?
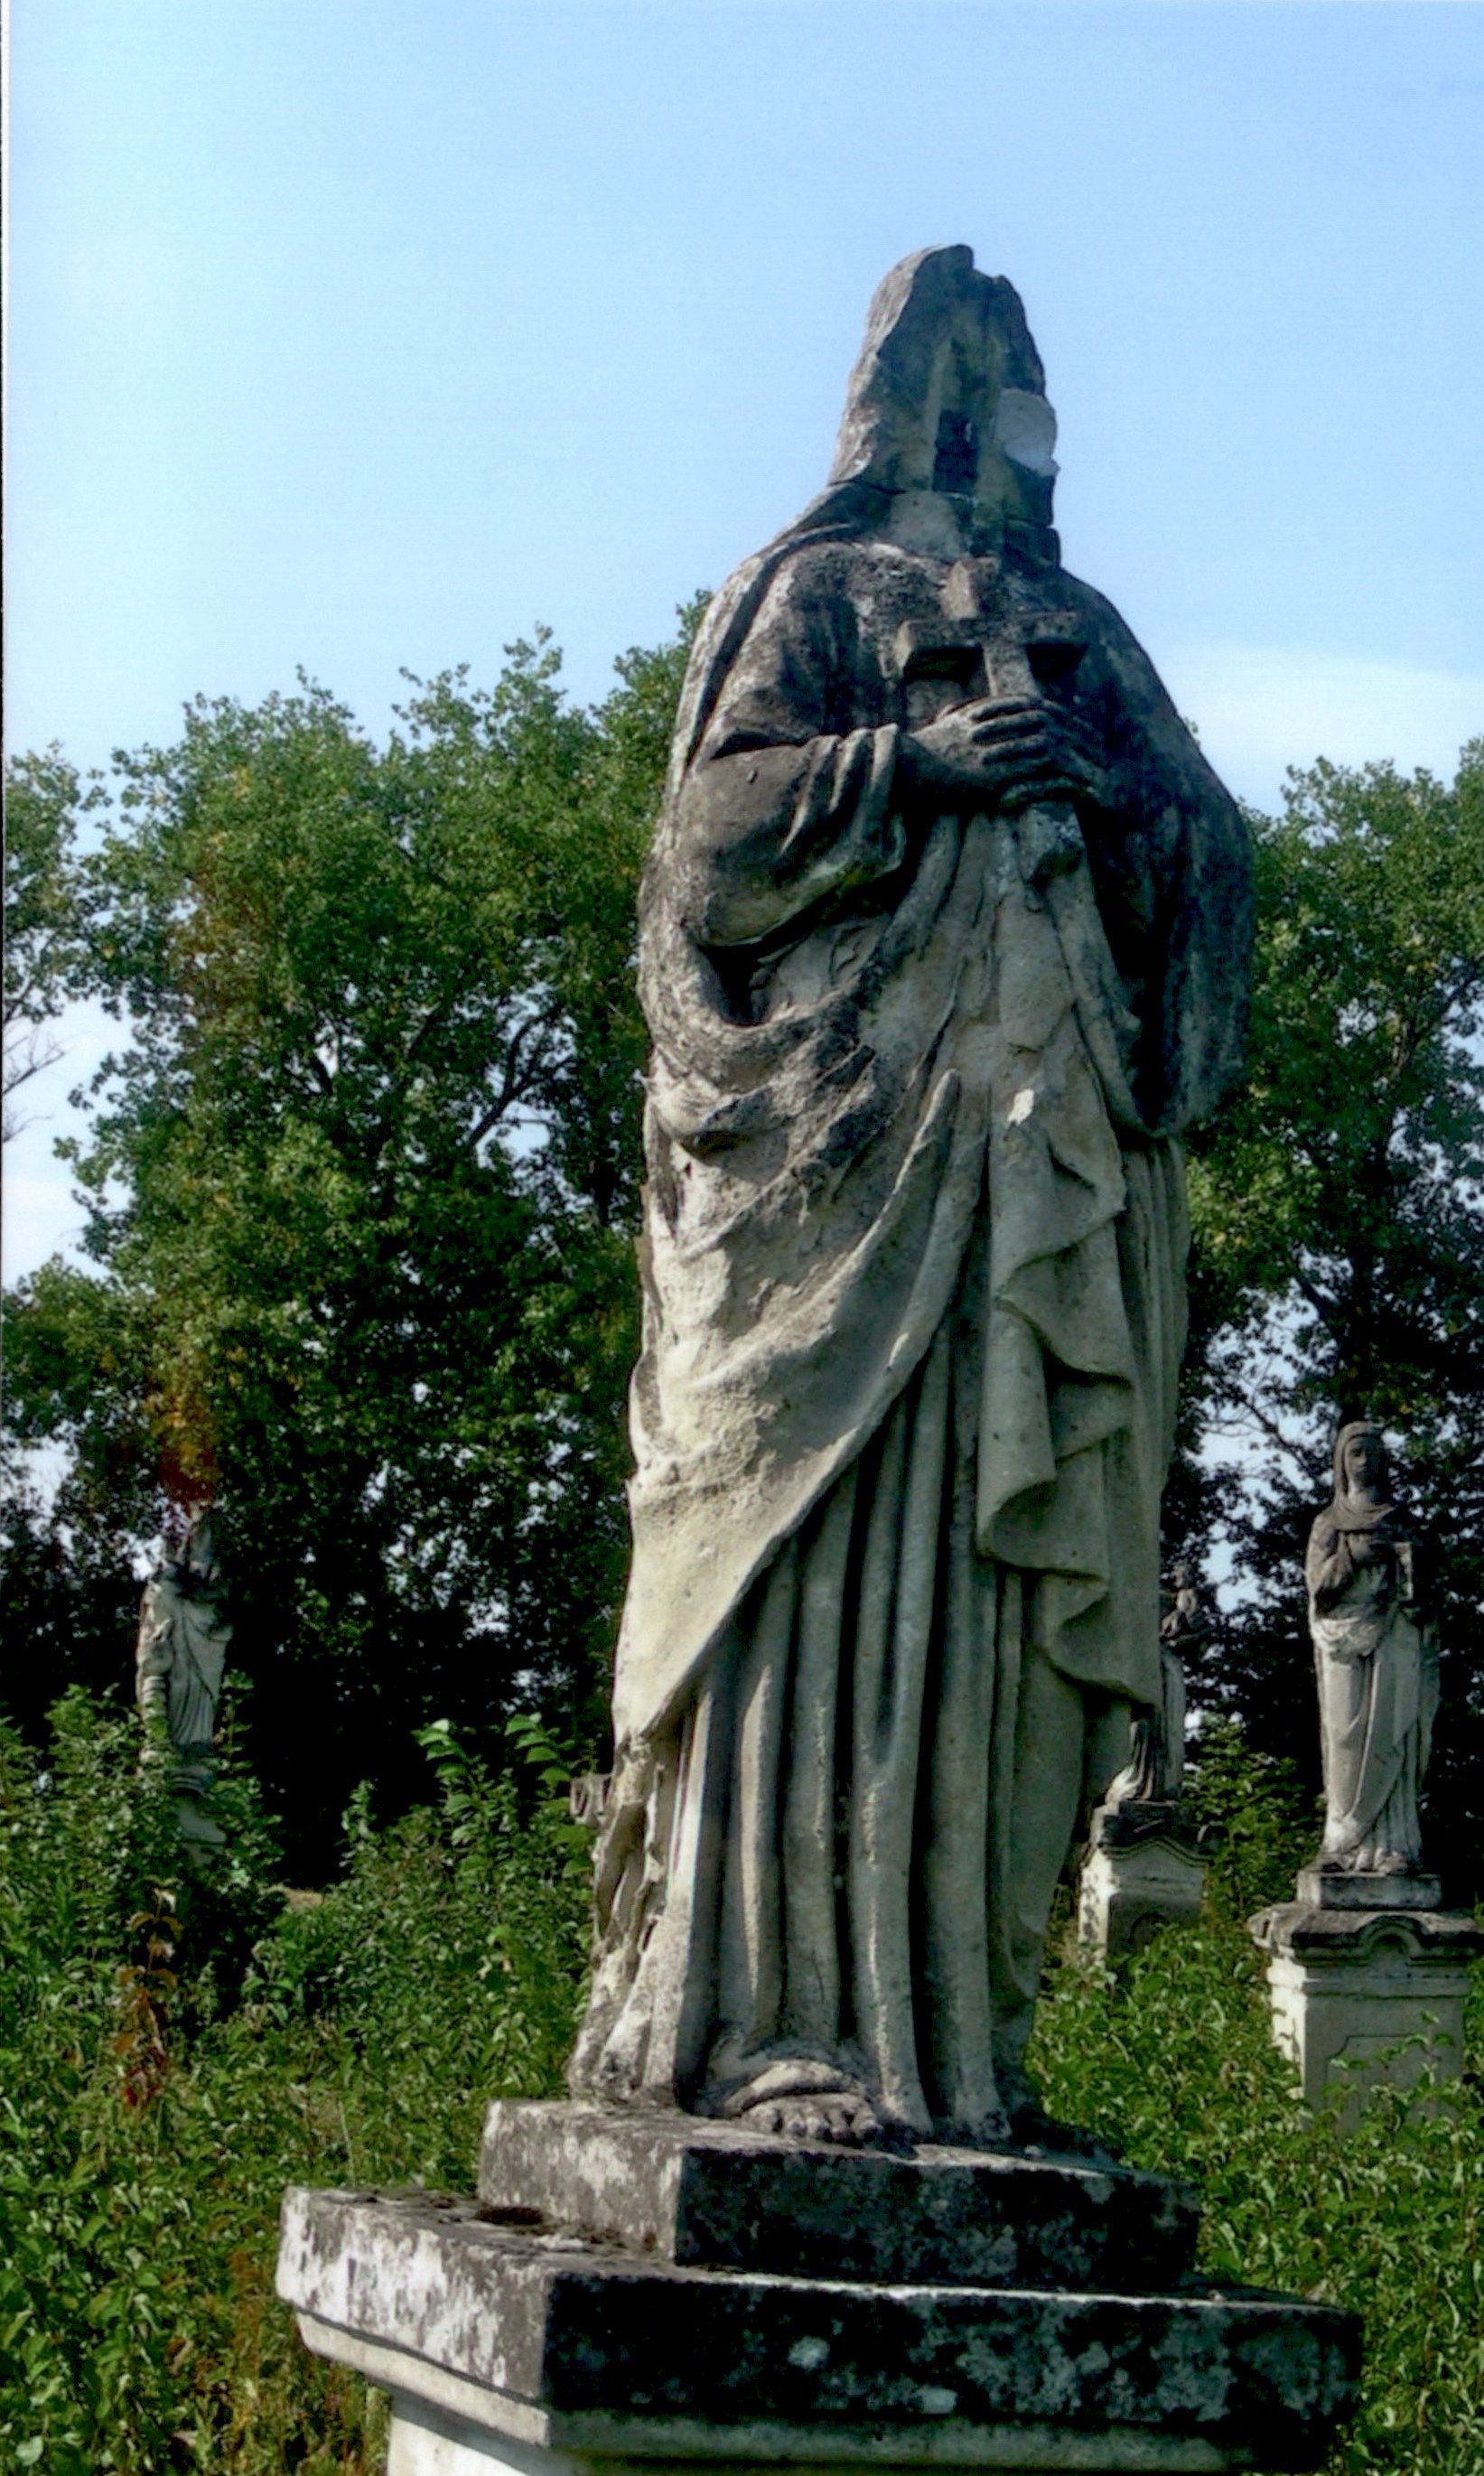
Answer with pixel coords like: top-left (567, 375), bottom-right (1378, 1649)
top-left (5, 668), bottom-right (1482, 1890)
top-left (3, 747), bottom-right (103, 1139)
top-left (1180, 743), bottom-right (1484, 1896)
top-left (3, 622), bottom-right (695, 1868)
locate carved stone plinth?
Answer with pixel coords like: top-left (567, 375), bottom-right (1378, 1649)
top-left (278, 2104), bottom-right (1359, 2475)
top-left (1293, 1868), bottom-right (1442, 1913)
top-left (1078, 1806), bottom-right (1206, 1958)
top-left (1249, 1901), bottom-right (1484, 2123)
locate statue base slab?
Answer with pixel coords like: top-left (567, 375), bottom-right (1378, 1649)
top-left (278, 2107), bottom-right (1359, 2476)
top-left (1078, 1832), bottom-right (1205, 1959)
top-left (1293, 1868), bottom-right (1441, 1912)
top-left (476, 2101), bottom-right (1199, 2292)
top-left (1248, 1901), bottom-right (1484, 2122)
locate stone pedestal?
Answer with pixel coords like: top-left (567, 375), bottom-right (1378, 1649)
top-left (1249, 1892), bottom-right (1484, 2123)
top-left (1078, 1805), bottom-right (1206, 1958)
top-left (278, 2102), bottom-right (1359, 2475)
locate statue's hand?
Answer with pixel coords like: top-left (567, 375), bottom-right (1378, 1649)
top-left (904, 694), bottom-right (1107, 813)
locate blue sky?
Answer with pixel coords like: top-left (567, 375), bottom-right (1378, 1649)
top-left (7, 0), bottom-right (1484, 1275)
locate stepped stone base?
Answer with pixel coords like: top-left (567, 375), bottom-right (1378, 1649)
top-left (278, 2106), bottom-right (1360, 2476)
top-left (476, 2102), bottom-right (1200, 2292)
top-left (1249, 1901), bottom-right (1484, 2121)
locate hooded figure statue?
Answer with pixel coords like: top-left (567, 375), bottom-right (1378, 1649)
top-left (1306, 1422), bottom-right (1438, 1875)
top-left (570, 248), bottom-right (1253, 2144)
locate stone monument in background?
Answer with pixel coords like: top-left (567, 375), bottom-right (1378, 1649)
top-left (1251, 1423), bottom-right (1483, 2118)
top-left (135, 1516), bottom-right (231, 1855)
top-left (279, 246), bottom-right (1359, 2476)
top-left (1078, 1564), bottom-right (1208, 1957)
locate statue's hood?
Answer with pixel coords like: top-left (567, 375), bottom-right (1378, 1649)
top-left (826, 245), bottom-right (1058, 528)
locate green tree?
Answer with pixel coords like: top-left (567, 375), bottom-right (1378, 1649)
top-left (2, 621), bottom-right (696, 1869)
top-left (1180, 741), bottom-right (1484, 1897)
top-left (3, 747), bottom-right (101, 1140)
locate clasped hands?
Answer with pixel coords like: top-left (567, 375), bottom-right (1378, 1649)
top-left (902, 693), bottom-right (1108, 815)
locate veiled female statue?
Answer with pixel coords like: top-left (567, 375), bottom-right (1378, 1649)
top-left (570, 247), bottom-right (1252, 2145)
top-left (1307, 1423), bottom-right (1437, 1876)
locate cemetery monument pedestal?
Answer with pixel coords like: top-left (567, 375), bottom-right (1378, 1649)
top-left (280, 2102), bottom-right (1359, 2476)
top-left (1250, 1874), bottom-right (1484, 2125)
top-left (1078, 1569), bottom-right (1208, 1960)
top-left (1250, 1423), bottom-right (1483, 2121)
top-left (279, 248), bottom-right (1359, 2474)
top-left (1078, 1801), bottom-right (1206, 1961)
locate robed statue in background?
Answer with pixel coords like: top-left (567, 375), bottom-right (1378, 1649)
top-left (571, 247), bottom-right (1252, 2145)
top-left (1307, 1423), bottom-right (1437, 1877)
top-left (135, 1517), bottom-right (232, 1851)
top-left (1100, 1560), bottom-right (1207, 1813)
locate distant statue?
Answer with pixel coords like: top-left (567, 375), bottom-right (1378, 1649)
top-left (135, 1517), bottom-right (232, 1847)
top-left (1100, 1562), bottom-right (1207, 1812)
top-left (1306, 1424), bottom-right (1437, 1876)
top-left (569, 246), bottom-right (1251, 2147)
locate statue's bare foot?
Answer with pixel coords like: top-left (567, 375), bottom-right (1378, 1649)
top-left (740, 2088), bottom-right (881, 2145)
top-left (714, 2058), bottom-right (898, 2147)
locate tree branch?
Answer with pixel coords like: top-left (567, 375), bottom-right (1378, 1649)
top-left (469, 1015), bottom-right (554, 1152)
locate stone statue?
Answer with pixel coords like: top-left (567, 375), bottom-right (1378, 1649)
top-left (1078, 1561), bottom-right (1208, 1954)
top-left (1247, 1424), bottom-right (1470, 2120)
top-left (570, 246), bottom-right (1251, 2146)
top-left (135, 1516), bottom-right (232, 1846)
top-left (1307, 1422), bottom-right (1437, 1876)
top-left (1103, 1560), bottom-right (1206, 1810)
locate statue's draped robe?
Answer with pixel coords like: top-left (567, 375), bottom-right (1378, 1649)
top-left (136, 1571), bottom-right (232, 1780)
top-left (571, 529), bottom-right (1250, 2135)
top-left (1307, 1508), bottom-right (1437, 1873)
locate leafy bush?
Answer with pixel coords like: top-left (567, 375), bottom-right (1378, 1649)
top-left (0, 1694), bottom-right (586, 2473)
top-left (1186, 1710), bottom-right (1319, 1920)
top-left (1031, 1920), bottom-right (1484, 2476)
top-left (1033, 1723), bottom-right (1483, 2475)
top-left (2, 1691), bottom-right (1479, 2473)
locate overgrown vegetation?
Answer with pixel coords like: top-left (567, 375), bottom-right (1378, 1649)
top-left (1036, 1721), bottom-right (1484, 2476)
top-left (0, 1694), bottom-right (586, 2474)
top-left (2, 1694), bottom-right (1479, 2474)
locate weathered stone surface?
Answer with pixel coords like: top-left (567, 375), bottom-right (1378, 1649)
top-left (374, 2396), bottom-right (1298, 2476)
top-left (279, 2188), bottom-right (1358, 2472)
top-left (477, 2102), bottom-right (1199, 2293)
top-left (570, 244), bottom-right (1254, 2145)
top-left (1293, 1868), bottom-right (1441, 1913)
top-left (276, 254), bottom-right (1353, 2476)
top-left (1249, 1901), bottom-right (1484, 2119)
top-left (1077, 1838), bottom-right (1205, 1961)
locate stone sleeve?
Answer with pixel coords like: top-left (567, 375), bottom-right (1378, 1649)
top-left (666, 565), bottom-right (909, 948)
